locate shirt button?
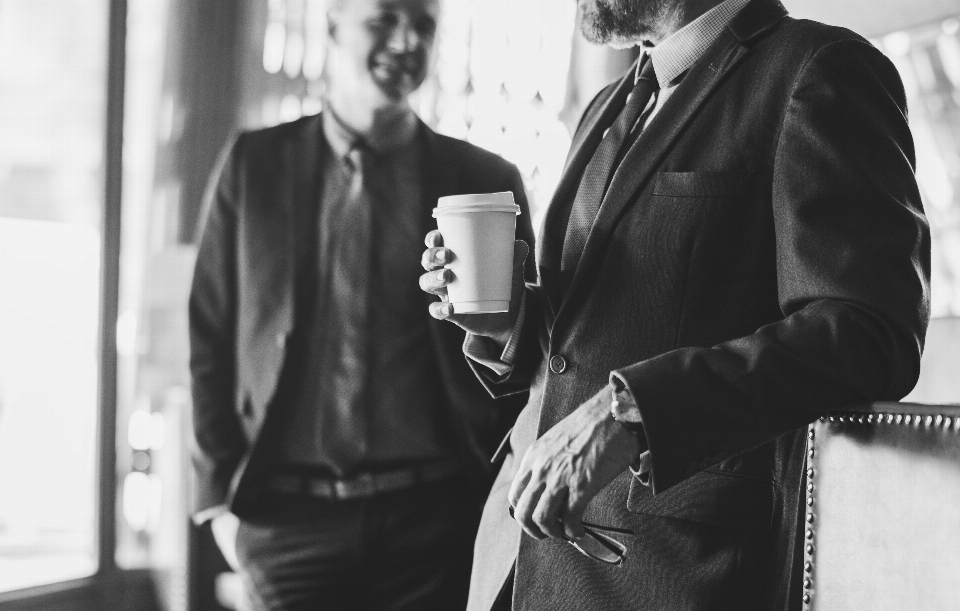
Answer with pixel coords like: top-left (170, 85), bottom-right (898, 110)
top-left (549, 355), bottom-right (567, 374)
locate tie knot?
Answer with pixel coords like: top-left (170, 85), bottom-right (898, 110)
top-left (346, 144), bottom-right (373, 174)
top-left (635, 56), bottom-right (660, 91)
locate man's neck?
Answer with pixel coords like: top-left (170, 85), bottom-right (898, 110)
top-left (644, 0), bottom-right (728, 45)
top-left (324, 91), bottom-right (419, 155)
top-left (325, 91), bottom-right (412, 141)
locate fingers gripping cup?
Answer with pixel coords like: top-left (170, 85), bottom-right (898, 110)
top-left (432, 192), bottom-right (521, 313)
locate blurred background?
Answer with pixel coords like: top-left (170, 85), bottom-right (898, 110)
top-left (0, 0), bottom-right (957, 609)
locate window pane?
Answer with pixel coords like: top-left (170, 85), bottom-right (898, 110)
top-left (0, 0), bottom-right (108, 592)
top-left (874, 15), bottom-right (960, 317)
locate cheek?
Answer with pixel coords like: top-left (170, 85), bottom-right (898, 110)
top-left (339, 30), bottom-right (378, 66)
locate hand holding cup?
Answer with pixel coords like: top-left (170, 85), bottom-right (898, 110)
top-left (420, 230), bottom-right (530, 344)
top-left (420, 191), bottom-right (529, 345)
top-left (420, 231), bottom-right (528, 343)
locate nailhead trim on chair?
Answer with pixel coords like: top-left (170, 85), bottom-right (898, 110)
top-left (803, 407), bottom-right (960, 608)
top-left (803, 421), bottom-right (819, 608)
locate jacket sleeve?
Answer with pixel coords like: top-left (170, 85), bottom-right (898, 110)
top-left (189, 134), bottom-right (249, 515)
top-left (466, 282), bottom-right (548, 398)
top-left (614, 39), bottom-right (931, 493)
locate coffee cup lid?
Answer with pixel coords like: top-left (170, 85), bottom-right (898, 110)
top-left (433, 192), bottom-right (521, 216)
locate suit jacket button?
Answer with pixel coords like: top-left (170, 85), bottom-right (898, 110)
top-left (549, 355), bottom-right (567, 374)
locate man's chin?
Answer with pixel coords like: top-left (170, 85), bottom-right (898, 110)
top-left (580, 17), bottom-right (645, 48)
top-left (579, 0), bottom-right (656, 48)
top-left (579, 10), bottom-right (606, 44)
top-left (372, 82), bottom-right (413, 105)
top-left (372, 71), bottom-right (421, 102)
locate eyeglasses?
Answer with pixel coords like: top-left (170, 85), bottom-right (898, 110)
top-left (508, 506), bottom-right (627, 566)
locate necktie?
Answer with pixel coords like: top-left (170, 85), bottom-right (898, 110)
top-left (560, 57), bottom-right (661, 285)
top-left (320, 145), bottom-right (374, 473)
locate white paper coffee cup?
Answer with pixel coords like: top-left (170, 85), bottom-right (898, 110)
top-left (432, 192), bottom-right (520, 314)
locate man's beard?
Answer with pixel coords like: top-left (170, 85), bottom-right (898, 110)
top-left (579, 0), bottom-right (673, 47)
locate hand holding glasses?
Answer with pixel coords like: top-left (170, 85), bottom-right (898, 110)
top-left (508, 506), bottom-right (627, 566)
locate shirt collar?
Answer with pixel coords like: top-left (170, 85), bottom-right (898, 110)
top-left (638, 0), bottom-right (751, 88)
top-left (322, 101), bottom-right (420, 159)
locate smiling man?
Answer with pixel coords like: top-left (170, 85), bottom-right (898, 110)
top-left (188, 0), bottom-right (536, 609)
top-left (420, 0), bottom-right (930, 609)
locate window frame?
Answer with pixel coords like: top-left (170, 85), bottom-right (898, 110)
top-left (0, 0), bottom-right (127, 608)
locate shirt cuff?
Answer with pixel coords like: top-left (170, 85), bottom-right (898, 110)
top-left (463, 292), bottom-right (527, 376)
top-left (611, 372), bottom-right (652, 485)
top-left (629, 450), bottom-right (652, 485)
top-left (500, 291), bottom-right (527, 365)
top-left (193, 504), bottom-right (230, 526)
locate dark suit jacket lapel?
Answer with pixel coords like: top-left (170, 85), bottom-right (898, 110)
top-left (231, 113), bottom-right (325, 509)
top-left (544, 68), bottom-right (636, 230)
top-left (296, 113), bottom-right (326, 206)
top-left (558, 0), bottom-right (788, 314)
top-left (277, 113), bottom-right (325, 322)
top-left (538, 69), bottom-right (636, 316)
top-left (292, 113), bottom-right (326, 239)
top-left (250, 115), bottom-right (323, 349)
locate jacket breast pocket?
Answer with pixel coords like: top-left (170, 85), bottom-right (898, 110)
top-left (627, 469), bottom-right (775, 535)
top-left (652, 171), bottom-right (752, 200)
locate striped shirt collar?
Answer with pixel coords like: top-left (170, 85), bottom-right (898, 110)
top-left (637, 0), bottom-right (751, 88)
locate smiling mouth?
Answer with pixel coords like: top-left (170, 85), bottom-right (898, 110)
top-left (373, 56), bottom-right (422, 78)
top-left (375, 63), bottom-right (406, 77)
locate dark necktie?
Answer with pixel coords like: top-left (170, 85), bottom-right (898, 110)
top-left (560, 57), bottom-right (661, 284)
top-left (321, 145), bottom-right (374, 472)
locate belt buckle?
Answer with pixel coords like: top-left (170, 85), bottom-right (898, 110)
top-left (306, 478), bottom-right (334, 498)
top-left (335, 472), bottom-right (376, 500)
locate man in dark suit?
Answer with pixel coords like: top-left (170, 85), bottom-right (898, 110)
top-left (421, 0), bottom-right (930, 609)
top-left (189, 0), bottom-right (535, 608)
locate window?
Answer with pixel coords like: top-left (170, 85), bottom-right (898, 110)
top-left (0, 0), bottom-right (109, 593)
top-left (874, 15), bottom-right (960, 317)
top-left (247, 0), bottom-right (582, 234)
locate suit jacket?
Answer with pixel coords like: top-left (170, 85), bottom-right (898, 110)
top-left (468, 2), bottom-right (930, 610)
top-left (189, 113), bottom-right (537, 518)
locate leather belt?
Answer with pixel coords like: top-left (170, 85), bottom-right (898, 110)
top-left (264, 461), bottom-right (462, 501)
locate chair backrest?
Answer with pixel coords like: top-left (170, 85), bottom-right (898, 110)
top-left (802, 402), bottom-right (960, 610)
